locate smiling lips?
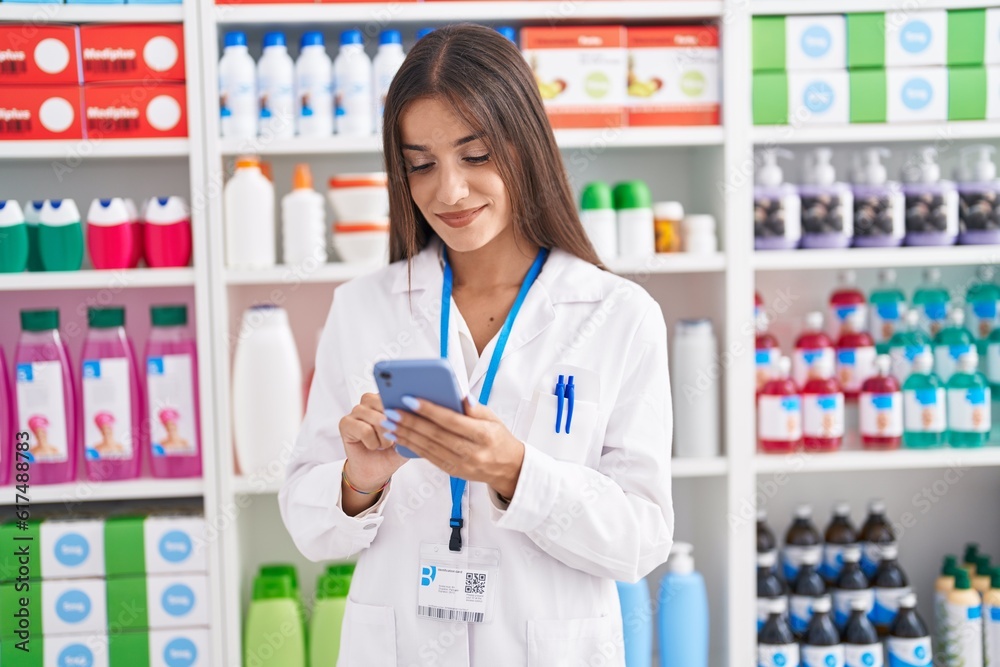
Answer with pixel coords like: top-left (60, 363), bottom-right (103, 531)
top-left (436, 205), bottom-right (486, 229)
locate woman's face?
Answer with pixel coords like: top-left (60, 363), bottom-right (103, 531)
top-left (400, 97), bottom-right (512, 253)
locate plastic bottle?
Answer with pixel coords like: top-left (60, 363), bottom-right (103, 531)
top-left (871, 544), bottom-right (911, 636)
top-left (802, 354), bottom-right (844, 452)
top-left (956, 144), bottom-right (1000, 245)
top-left (225, 156), bottom-right (276, 269)
top-left (913, 267), bottom-right (951, 338)
top-left (758, 597), bottom-right (799, 667)
top-left (844, 597), bottom-right (883, 667)
top-left (754, 148), bottom-right (801, 250)
top-left (757, 356), bottom-right (802, 453)
top-left (967, 266), bottom-right (1000, 346)
top-left (887, 594), bottom-right (932, 667)
top-left (947, 349), bottom-right (991, 447)
top-left (617, 578), bottom-right (653, 667)
top-left (757, 551), bottom-right (785, 632)
top-left (615, 181), bottom-right (656, 259)
top-left (974, 554), bottom-right (993, 596)
top-left (580, 182), bottom-right (617, 263)
top-left (800, 147), bottom-right (854, 250)
top-left (0, 348), bottom-right (11, 486)
top-left (295, 31), bottom-right (334, 138)
top-left (888, 309), bottom-right (932, 384)
top-left (259, 563), bottom-right (308, 638)
top-left (793, 311), bottom-right (836, 390)
top-left (654, 201), bottom-right (683, 253)
top-left (833, 545), bottom-right (874, 632)
top-left (984, 567), bottom-right (1000, 667)
top-left (681, 215), bottom-right (717, 254)
top-left (859, 355), bottom-right (903, 450)
top-left (38, 199), bottom-right (83, 272)
top-left (86, 198), bottom-right (134, 270)
top-left (244, 573), bottom-right (306, 667)
top-left (934, 557), bottom-right (959, 656)
top-left (232, 305), bottom-right (303, 477)
top-left (281, 164), bottom-right (327, 266)
top-left (859, 500), bottom-right (896, 579)
top-left (145, 305), bottom-right (201, 479)
top-left (852, 147), bottom-right (905, 247)
top-left (496, 26), bottom-right (517, 43)
top-left (902, 353), bottom-right (946, 449)
top-left (143, 196), bottom-right (192, 268)
top-left (790, 549), bottom-right (829, 639)
top-left (945, 569), bottom-right (984, 667)
top-left (122, 198), bottom-right (142, 269)
top-left (758, 509), bottom-right (778, 561)
top-left (801, 596), bottom-right (845, 667)
top-left (219, 31), bottom-right (257, 140)
top-left (657, 542), bottom-right (708, 667)
top-left (828, 270), bottom-right (866, 335)
top-left (783, 503), bottom-right (823, 585)
top-left (870, 269), bottom-right (907, 354)
top-left (670, 319), bottom-right (719, 458)
top-left (0, 200), bottom-right (28, 273)
top-left (755, 314), bottom-right (781, 395)
top-left (933, 307), bottom-right (975, 383)
top-left (310, 565), bottom-right (353, 667)
top-left (373, 29), bottom-right (405, 134)
top-left (335, 29), bottom-right (374, 136)
top-left (902, 146), bottom-right (959, 246)
top-left (23, 200), bottom-right (44, 272)
top-left (964, 544), bottom-right (981, 577)
top-left (822, 502), bottom-right (859, 584)
top-left (81, 307), bottom-right (141, 482)
top-left (986, 323), bottom-right (1000, 394)
top-left (837, 310), bottom-right (877, 401)
top-left (14, 309), bottom-right (77, 485)
top-left (415, 27), bottom-right (435, 41)
top-left (257, 32), bottom-right (295, 139)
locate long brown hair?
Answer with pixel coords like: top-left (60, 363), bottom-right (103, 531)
top-left (382, 23), bottom-right (603, 269)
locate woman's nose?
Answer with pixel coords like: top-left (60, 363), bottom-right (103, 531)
top-left (436, 163), bottom-right (469, 207)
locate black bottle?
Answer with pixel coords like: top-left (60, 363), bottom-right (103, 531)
top-left (783, 503), bottom-right (822, 583)
top-left (886, 594), bottom-right (931, 667)
top-left (789, 550), bottom-right (827, 639)
top-left (859, 499), bottom-right (895, 578)
top-left (756, 551), bottom-right (784, 632)
top-left (871, 544), bottom-right (909, 637)
top-left (844, 598), bottom-right (884, 667)
top-left (801, 596), bottom-right (844, 667)
top-left (832, 544), bottom-right (872, 631)
top-left (758, 598), bottom-right (800, 667)
top-left (822, 500), bottom-right (858, 584)
top-left (758, 509), bottom-right (778, 558)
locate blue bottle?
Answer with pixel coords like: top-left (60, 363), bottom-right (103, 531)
top-left (801, 597), bottom-right (845, 667)
top-left (758, 598), bottom-right (800, 667)
top-left (617, 579), bottom-right (653, 667)
top-left (844, 598), bottom-right (883, 667)
top-left (886, 594), bottom-right (931, 667)
top-left (757, 551), bottom-right (785, 632)
top-left (790, 550), bottom-right (829, 639)
top-left (658, 542), bottom-right (708, 667)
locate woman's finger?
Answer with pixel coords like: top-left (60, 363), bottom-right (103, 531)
top-left (354, 405), bottom-right (396, 448)
top-left (343, 415), bottom-right (390, 451)
top-left (394, 428), bottom-right (462, 477)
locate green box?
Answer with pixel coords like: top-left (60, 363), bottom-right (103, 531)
top-left (0, 581), bottom-right (41, 642)
top-left (849, 69), bottom-right (887, 123)
top-left (949, 66), bottom-right (987, 120)
top-left (847, 13), bottom-right (885, 69)
top-left (0, 636), bottom-right (42, 667)
top-left (105, 576), bottom-right (150, 630)
top-left (948, 9), bottom-right (986, 66)
top-left (104, 516), bottom-right (146, 577)
top-left (0, 521), bottom-right (40, 583)
top-left (753, 71), bottom-right (789, 125)
top-left (753, 16), bottom-right (786, 72)
top-left (109, 630), bottom-right (151, 667)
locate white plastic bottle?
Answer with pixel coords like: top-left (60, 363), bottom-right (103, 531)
top-left (334, 29), bottom-right (374, 136)
top-left (281, 163), bottom-right (327, 265)
top-left (373, 30), bottom-right (405, 134)
top-left (225, 156), bottom-right (276, 269)
top-left (295, 31), bottom-right (334, 138)
top-left (232, 305), bottom-right (303, 477)
top-left (219, 31), bottom-right (257, 140)
top-left (671, 319), bottom-right (720, 458)
top-left (614, 181), bottom-right (655, 259)
top-left (258, 32), bottom-right (295, 139)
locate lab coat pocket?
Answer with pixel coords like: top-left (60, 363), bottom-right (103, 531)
top-left (527, 615), bottom-right (624, 667)
top-left (339, 598), bottom-right (397, 667)
top-left (519, 393), bottom-right (601, 468)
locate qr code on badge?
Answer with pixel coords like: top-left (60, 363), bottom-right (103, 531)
top-left (465, 572), bottom-right (487, 595)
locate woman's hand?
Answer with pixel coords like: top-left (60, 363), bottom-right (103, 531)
top-left (382, 395), bottom-right (525, 499)
top-left (339, 393), bottom-right (408, 502)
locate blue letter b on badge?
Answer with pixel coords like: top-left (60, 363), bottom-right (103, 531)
top-left (421, 566), bottom-right (437, 586)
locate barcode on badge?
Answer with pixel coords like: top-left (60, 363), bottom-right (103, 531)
top-left (465, 572), bottom-right (487, 595)
top-left (418, 606), bottom-right (484, 623)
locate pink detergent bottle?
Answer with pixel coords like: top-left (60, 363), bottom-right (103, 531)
top-left (0, 347), bottom-right (11, 486)
top-left (86, 198), bottom-right (136, 270)
top-left (143, 196), bottom-right (192, 268)
top-left (801, 354), bottom-right (844, 452)
top-left (835, 309), bottom-right (877, 401)
top-left (756, 313), bottom-right (781, 395)
top-left (758, 356), bottom-right (802, 453)
top-left (81, 307), bottom-right (142, 482)
top-left (14, 309), bottom-right (77, 485)
top-left (859, 354), bottom-right (903, 450)
top-left (828, 270), bottom-right (866, 338)
top-left (793, 311), bottom-right (835, 390)
top-left (125, 198), bottom-right (142, 268)
top-left (145, 305), bottom-right (201, 478)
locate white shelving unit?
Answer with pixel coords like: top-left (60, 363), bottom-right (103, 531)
top-left (0, 139), bottom-right (191, 160)
top-left (751, 0), bottom-right (991, 14)
top-left (0, 3), bottom-right (184, 22)
top-left (27, 478), bottom-right (205, 504)
top-left (754, 121), bottom-right (1000, 145)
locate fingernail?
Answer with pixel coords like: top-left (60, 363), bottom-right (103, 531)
top-left (383, 432), bottom-right (397, 442)
top-left (381, 419), bottom-right (397, 432)
top-left (384, 409), bottom-right (402, 423)
top-left (401, 395), bottom-right (420, 411)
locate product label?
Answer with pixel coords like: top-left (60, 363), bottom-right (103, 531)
top-left (298, 69), bottom-right (333, 133)
top-left (903, 388), bottom-right (946, 433)
top-left (890, 344), bottom-right (930, 382)
top-left (985, 603), bottom-right (1000, 667)
top-left (803, 393), bottom-right (845, 438)
top-left (943, 601), bottom-right (983, 666)
top-left (82, 358), bottom-right (134, 461)
top-left (783, 545), bottom-right (824, 583)
top-left (822, 543), bottom-right (855, 582)
top-left (886, 636), bottom-right (931, 666)
top-left (219, 70), bottom-right (255, 123)
top-left (757, 348), bottom-right (781, 392)
top-left (55, 589), bottom-right (92, 624)
top-left (861, 542), bottom-right (896, 579)
top-left (934, 344), bottom-right (973, 383)
top-left (147, 354), bottom-right (198, 457)
top-left (921, 303), bottom-right (948, 338)
top-left (871, 303), bottom-right (903, 344)
top-left (758, 395), bottom-right (802, 442)
top-left (759, 643), bottom-right (800, 667)
top-left (794, 348), bottom-right (835, 388)
top-left (16, 360), bottom-right (69, 463)
top-left (859, 392), bottom-right (903, 438)
top-left (833, 588), bottom-right (875, 629)
top-left (846, 643), bottom-right (884, 667)
top-left (872, 587), bottom-right (912, 628)
top-left (837, 347), bottom-right (878, 394)
top-left (803, 644), bottom-right (845, 667)
top-left (987, 343), bottom-right (1000, 385)
top-left (258, 71), bottom-right (293, 127)
top-left (790, 594), bottom-right (829, 635)
top-left (970, 301), bottom-right (1000, 340)
top-left (163, 637), bottom-right (198, 667)
top-left (757, 596), bottom-right (788, 632)
top-left (830, 304), bottom-right (864, 331)
top-left (947, 386), bottom-right (991, 433)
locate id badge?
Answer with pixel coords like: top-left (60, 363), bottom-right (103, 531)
top-left (417, 543), bottom-right (499, 624)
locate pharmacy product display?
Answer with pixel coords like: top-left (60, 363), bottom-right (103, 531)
top-left (957, 145), bottom-right (1000, 245)
top-left (281, 164), bottom-right (327, 265)
top-left (225, 156), bottom-right (276, 269)
top-left (657, 543), bottom-right (709, 667)
top-left (328, 172), bottom-right (389, 264)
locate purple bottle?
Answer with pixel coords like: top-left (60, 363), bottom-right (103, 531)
top-left (852, 148), bottom-right (904, 248)
top-left (800, 148), bottom-right (853, 250)
top-left (14, 309), bottom-right (77, 485)
top-left (0, 347), bottom-right (10, 486)
top-left (81, 307), bottom-right (142, 482)
top-left (903, 147), bottom-right (958, 247)
top-left (755, 149), bottom-right (801, 250)
top-left (145, 305), bottom-right (201, 479)
top-left (956, 145), bottom-right (1000, 246)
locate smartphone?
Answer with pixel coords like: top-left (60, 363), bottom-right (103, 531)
top-left (373, 358), bottom-right (465, 459)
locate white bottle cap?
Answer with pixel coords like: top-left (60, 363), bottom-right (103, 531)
top-left (843, 545), bottom-right (862, 563)
top-left (960, 144), bottom-right (997, 182)
top-left (758, 551), bottom-right (777, 568)
top-left (833, 501), bottom-right (851, 517)
top-left (912, 352), bottom-right (934, 374)
top-left (795, 503), bottom-right (813, 519)
top-left (947, 307), bottom-right (965, 327)
top-left (144, 196), bottom-right (190, 226)
top-left (898, 593), bottom-right (917, 609)
top-left (924, 267), bottom-right (942, 284)
top-left (756, 149), bottom-right (793, 187)
top-left (676, 318), bottom-right (714, 337)
top-left (958, 350), bottom-right (980, 372)
top-left (766, 597), bottom-right (788, 615)
top-left (849, 596), bottom-right (868, 611)
top-left (879, 544), bottom-right (899, 560)
top-left (840, 269), bottom-right (857, 286)
top-left (756, 312), bottom-right (771, 333)
top-left (904, 146), bottom-right (940, 183)
top-left (868, 499), bottom-right (886, 514)
top-left (667, 542), bottom-right (695, 574)
top-left (86, 198), bottom-right (130, 228)
top-left (879, 268), bottom-right (897, 285)
top-left (801, 549), bottom-right (821, 566)
top-left (905, 309), bottom-right (920, 329)
top-left (807, 147), bottom-right (836, 186)
top-left (654, 201), bottom-right (684, 220)
top-left (806, 311), bottom-right (824, 331)
top-left (41, 199), bottom-right (81, 226)
top-left (0, 200), bottom-right (25, 227)
top-left (860, 148), bottom-right (890, 186)
top-left (682, 214), bottom-right (716, 234)
top-left (875, 354), bottom-right (892, 377)
top-left (777, 356), bottom-right (792, 379)
top-left (811, 596), bottom-right (832, 614)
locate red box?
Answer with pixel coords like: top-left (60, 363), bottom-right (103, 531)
top-left (83, 83), bottom-right (187, 139)
top-left (0, 25), bottom-right (81, 86)
top-left (0, 86), bottom-right (84, 140)
top-left (80, 24), bottom-right (185, 84)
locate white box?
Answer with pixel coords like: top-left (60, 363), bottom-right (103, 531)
top-left (44, 633), bottom-right (110, 667)
top-left (885, 10), bottom-right (947, 67)
top-left (150, 628), bottom-right (211, 667)
top-left (42, 579), bottom-right (106, 637)
top-left (788, 70), bottom-right (849, 125)
top-left (143, 516), bottom-right (208, 575)
top-left (147, 574), bottom-right (209, 629)
top-left (887, 67), bottom-right (948, 122)
top-left (40, 520), bottom-right (105, 580)
top-left (987, 9), bottom-right (1000, 65)
top-left (988, 67), bottom-right (1000, 119)
top-left (786, 15), bottom-right (847, 71)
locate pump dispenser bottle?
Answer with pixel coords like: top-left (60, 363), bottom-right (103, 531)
top-left (852, 148), bottom-right (904, 248)
top-left (956, 144), bottom-right (1000, 245)
top-left (902, 146), bottom-right (959, 246)
top-left (755, 148), bottom-right (801, 250)
top-left (800, 147), bottom-right (854, 249)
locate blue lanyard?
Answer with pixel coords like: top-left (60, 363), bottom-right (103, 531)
top-left (440, 246), bottom-right (549, 551)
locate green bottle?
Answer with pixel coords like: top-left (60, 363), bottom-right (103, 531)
top-left (260, 563), bottom-right (308, 645)
top-left (902, 353), bottom-right (946, 449)
top-left (946, 350), bottom-right (991, 447)
top-left (38, 199), bottom-right (83, 272)
top-left (912, 267), bottom-right (950, 338)
top-left (966, 266), bottom-right (1000, 352)
top-left (24, 200), bottom-right (44, 272)
top-left (985, 327), bottom-right (1000, 431)
top-left (244, 573), bottom-right (307, 667)
top-left (0, 200), bottom-right (28, 273)
top-left (870, 268), bottom-right (907, 354)
top-left (888, 310), bottom-right (932, 384)
top-left (310, 564), bottom-right (354, 667)
top-left (932, 308), bottom-right (974, 383)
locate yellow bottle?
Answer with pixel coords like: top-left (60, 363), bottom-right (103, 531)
top-left (975, 555), bottom-right (994, 597)
top-left (935, 555), bottom-right (958, 653)
top-left (946, 569), bottom-right (984, 666)
top-left (653, 201), bottom-right (683, 253)
top-left (984, 567), bottom-right (1000, 667)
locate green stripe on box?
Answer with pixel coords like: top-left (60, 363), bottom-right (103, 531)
top-left (847, 13), bottom-right (885, 69)
top-left (753, 71), bottom-right (789, 125)
top-left (0, 581), bottom-right (41, 641)
top-left (949, 67), bottom-right (987, 120)
top-left (850, 69), bottom-right (887, 123)
top-left (109, 630), bottom-right (150, 667)
top-left (0, 521), bottom-right (40, 582)
top-left (105, 576), bottom-right (149, 631)
top-left (1, 636), bottom-right (43, 667)
top-left (949, 10), bottom-right (986, 66)
top-left (753, 16), bottom-right (786, 72)
top-left (104, 516), bottom-right (145, 577)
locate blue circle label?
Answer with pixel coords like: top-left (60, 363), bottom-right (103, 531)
top-left (916, 645), bottom-right (927, 659)
top-left (54, 533), bottom-right (90, 568)
top-left (58, 644), bottom-right (94, 667)
top-left (900, 20), bottom-right (932, 54)
top-left (159, 531), bottom-right (193, 564)
top-left (901, 77), bottom-right (933, 110)
top-left (825, 655), bottom-right (836, 667)
top-left (162, 584), bottom-right (195, 617)
top-left (803, 81), bottom-right (835, 113)
top-left (801, 25), bottom-right (832, 58)
top-left (56, 590), bottom-right (92, 624)
top-left (863, 652), bottom-right (875, 666)
top-left (775, 655), bottom-right (786, 667)
top-left (163, 637), bottom-right (198, 667)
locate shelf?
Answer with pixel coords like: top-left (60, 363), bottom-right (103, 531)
top-left (672, 457), bottom-right (729, 478)
top-left (751, 0), bottom-right (993, 13)
top-left (608, 252), bottom-right (726, 274)
top-left (0, 139), bottom-right (190, 161)
top-left (233, 475), bottom-right (282, 496)
top-left (215, 1), bottom-right (723, 24)
top-left (225, 262), bottom-right (375, 286)
top-left (754, 447), bottom-right (1000, 475)
top-left (0, 267), bottom-right (195, 291)
top-left (753, 246), bottom-right (1000, 272)
top-left (25, 478), bottom-right (204, 504)
top-left (753, 122), bottom-right (1000, 145)
top-left (0, 3), bottom-right (184, 23)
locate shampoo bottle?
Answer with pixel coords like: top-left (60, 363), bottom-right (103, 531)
top-left (800, 147), bottom-right (853, 249)
top-left (852, 147), bottom-right (905, 248)
top-left (244, 572), bottom-right (306, 667)
top-left (956, 144), bottom-right (1000, 245)
top-left (579, 182), bottom-right (617, 264)
top-left (310, 564), bottom-right (354, 667)
top-left (913, 267), bottom-right (950, 338)
top-left (0, 200), bottom-right (28, 273)
top-left (933, 307), bottom-right (975, 383)
top-left (944, 569), bottom-right (983, 667)
top-left (754, 148), bottom-right (801, 250)
top-left (859, 355), bottom-right (903, 450)
top-left (901, 353), bottom-right (946, 449)
top-left (757, 356), bottom-right (802, 454)
top-left (869, 269), bottom-right (907, 354)
top-left (617, 578), bottom-right (653, 667)
top-left (902, 146), bottom-right (959, 246)
top-left (887, 309), bottom-right (932, 383)
top-left (983, 567), bottom-right (1000, 667)
top-left (657, 542), bottom-right (708, 667)
top-left (38, 199), bottom-right (83, 272)
top-left (946, 349), bottom-right (991, 447)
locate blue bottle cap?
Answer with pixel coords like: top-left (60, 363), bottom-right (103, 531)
top-left (301, 31), bottom-right (325, 48)
top-left (415, 28), bottom-right (435, 40)
top-left (379, 30), bottom-right (402, 46)
top-left (496, 26), bottom-right (516, 43)
top-left (263, 32), bottom-right (286, 48)
top-left (340, 29), bottom-right (364, 46)
top-left (224, 32), bottom-right (247, 48)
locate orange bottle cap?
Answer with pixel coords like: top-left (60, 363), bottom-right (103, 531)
top-left (293, 163), bottom-right (314, 190)
top-left (235, 155), bottom-right (260, 169)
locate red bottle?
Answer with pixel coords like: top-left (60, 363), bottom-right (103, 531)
top-left (756, 313), bottom-right (781, 395)
top-left (835, 310), bottom-right (877, 401)
top-left (859, 355), bottom-right (903, 450)
top-left (86, 198), bottom-right (136, 270)
top-left (758, 356), bottom-right (802, 453)
top-left (793, 311), bottom-right (835, 390)
top-left (802, 354), bottom-right (844, 452)
top-left (829, 269), bottom-right (866, 338)
top-left (125, 198), bottom-right (142, 268)
top-left (143, 196), bottom-right (192, 268)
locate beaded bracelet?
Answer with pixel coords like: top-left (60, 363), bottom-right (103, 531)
top-left (342, 463), bottom-right (390, 496)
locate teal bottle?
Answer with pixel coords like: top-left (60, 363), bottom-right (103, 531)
top-left (966, 266), bottom-right (1000, 353)
top-left (985, 325), bottom-right (1000, 428)
top-left (932, 308), bottom-right (974, 383)
top-left (912, 268), bottom-right (950, 338)
top-left (946, 350), bottom-right (991, 447)
top-left (23, 200), bottom-right (44, 272)
top-left (0, 200), bottom-right (29, 273)
top-left (38, 199), bottom-right (84, 272)
top-left (902, 353), bottom-right (946, 449)
top-left (888, 310), bottom-right (931, 384)
top-left (869, 269), bottom-right (907, 355)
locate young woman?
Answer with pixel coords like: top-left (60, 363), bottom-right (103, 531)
top-left (280, 24), bottom-right (673, 666)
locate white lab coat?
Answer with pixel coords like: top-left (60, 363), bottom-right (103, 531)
top-left (280, 236), bottom-right (673, 667)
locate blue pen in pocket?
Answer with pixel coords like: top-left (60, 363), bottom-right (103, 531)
top-left (565, 375), bottom-right (575, 434)
top-left (554, 374), bottom-right (565, 433)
